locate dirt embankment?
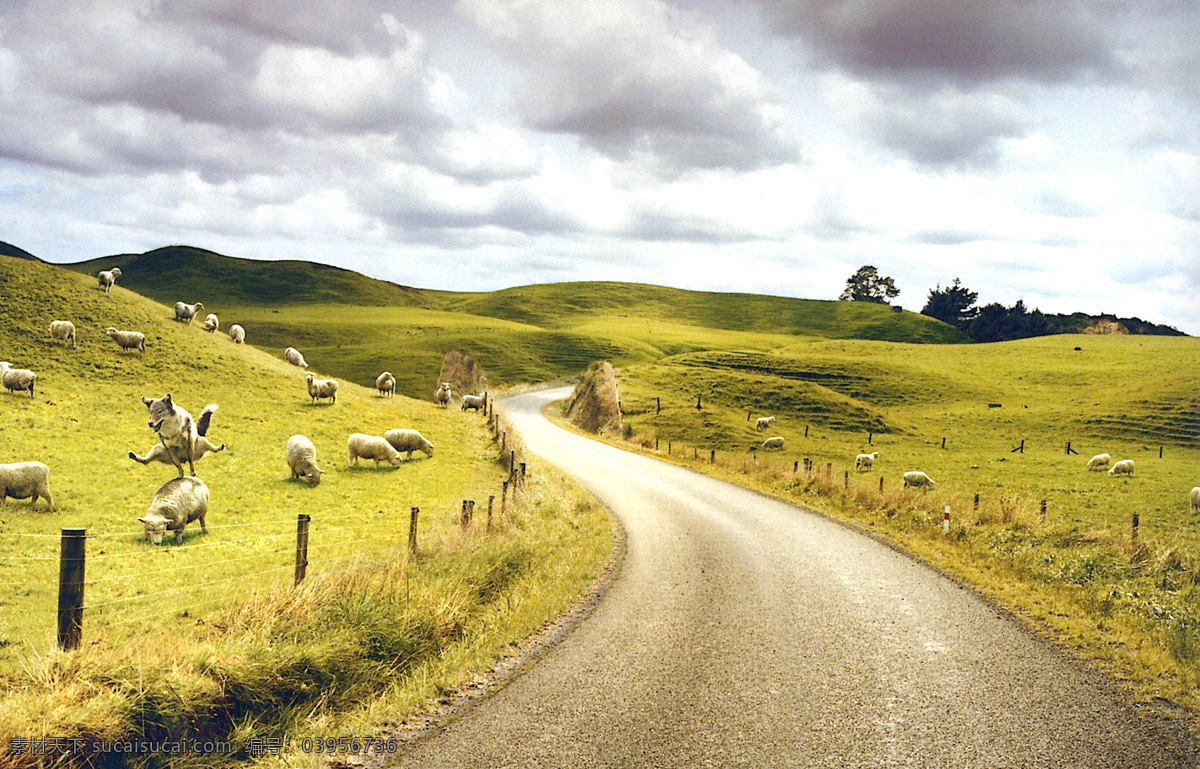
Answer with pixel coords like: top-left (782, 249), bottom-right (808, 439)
top-left (438, 350), bottom-right (489, 397)
top-left (566, 361), bottom-right (622, 435)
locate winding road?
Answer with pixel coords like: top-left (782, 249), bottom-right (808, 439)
top-left (381, 387), bottom-right (1198, 768)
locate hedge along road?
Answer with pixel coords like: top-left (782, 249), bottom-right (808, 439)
top-left (381, 386), bottom-right (1198, 769)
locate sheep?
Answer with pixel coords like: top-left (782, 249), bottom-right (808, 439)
top-left (284, 347), bottom-right (307, 368)
top-left (97, 267), bottom-right (121, 292)
top-left (461, 394), bottom-right (485, 412)
top-left (1086, 453), bottom-right (1111, 471)
top-left (286, 434), bottom-right (323, 487)
top-left (761, 436), bottom-right (784, 450)
top-left (138, 476), bottom-right (208, 544)
top-left (376, 371), bottom-right (395, 397)
top-left (105, 327), bottom-right (146, 355)
top-left (129, 403), bottom-right (225, 470)
top-left (903, 471), bottom-right (935, 489)
top-left (384, 428), bottom-right (434, 459)
top-left (434, 382), bottom-right (451, 407)
top-left (347, 433), bottom-right (402, 468)
top-left (1107, 459), bottom-right (1135, 477)
top-left (49, 320), bottom-right (76, 348)
top-left (0, 362), bottom-right (36, 398)
top-left (229, 324), bottom-right (245, 344)
top-left (0, 461), bottom-right (54, 510)
top-left (174, 301), bottom-right (204, 323)
top-left (1191, 487), bottom-right (1200, 513)
top-left (855, 451), bottom-right (880, 470)
top-left (755, 416), bottom-right (775, 431)
top-left (306, 373), bottom-right (338, 404)
top-left (202, 313), bottom-right (219, 333)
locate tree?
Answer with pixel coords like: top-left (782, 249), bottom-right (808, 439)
top-left (839, 265), bottom-right (899, 304)
top-left (921, 278), bottom-right (978, 327)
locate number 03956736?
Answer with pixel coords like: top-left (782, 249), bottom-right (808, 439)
top-left (298, 736), bottom-right (399, 754)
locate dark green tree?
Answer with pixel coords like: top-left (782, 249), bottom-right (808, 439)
top-left (839, 265), bottom-right (900, 304)
top-left (921, 278), bottom-right (979, 327)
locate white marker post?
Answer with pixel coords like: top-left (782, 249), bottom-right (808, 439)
top-left (943, 506), bottom-right (951, 534)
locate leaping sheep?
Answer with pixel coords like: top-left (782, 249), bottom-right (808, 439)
top-left (97, 267), bottom-right (121, 293)
top-left (306, 373), bottom-right (338, 404)
top-left (49, 320), bottom-right (76, 348)
top-left (0, 362), bottom-right (36, 398)
top-left (0, 461), bottom-right (54, 510)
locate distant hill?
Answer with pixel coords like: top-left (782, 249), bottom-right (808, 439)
top-left (0, 240), bottom-right (41, 261)
top-left (1044, 313), bottom-right (1185, 337)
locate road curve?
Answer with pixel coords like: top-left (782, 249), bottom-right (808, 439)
top-left (381, 387), bottom-right (1198, 768)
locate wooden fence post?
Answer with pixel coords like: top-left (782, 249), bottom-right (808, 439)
top-left (1132, 513), bottom-right (1139, 544)
top-left (804, 425), bottom-right (809, 438)
top-left (487, 495), bottom-right (495, 532)
top-left (710, 449), bottom-right (715, 463)
top-left (409, 507), bottom-right (419, 554)
top-left (696, 393), bottom-right (702, 410)
top-left (879, 476), bottom-right (884, 493)
top-left (1040, 500), bottom-right (1047, 521)
top-left (844, 470), bottom-right (849, 489)
top-left (656, 397), bottom-right (661, 414)
top-left (974, 493), bottom-right (980, 511)
top-left (294, 514), bottom-right (310, 586)
top-left (461, 500), bottom-right (470, 529)
top-left (57, 528), bottom-right (86, 651)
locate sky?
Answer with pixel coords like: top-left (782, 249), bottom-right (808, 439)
top-left (0, 0), bottom-right (1197, 333)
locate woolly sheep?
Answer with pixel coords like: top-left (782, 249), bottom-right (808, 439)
top-left (384, 428), bottom-right (434, 459)
top-left (461, 394), bottom-right (485, 412)
top-left (376, 371), bottom-right (395, 397)
top-left (347, 433), bottom-right (402, 468)
top-left (49, 320), bottom-right (76, 348)
top-left (202, 313), bottom-right (219, 333)
top-left (755, 416), bottom-right (775, 431)
top-left (284, 347), bottom-right (307, 368)
top-left (1107, 459), bottom-right (1135, 477)
top-left (855, 451), bottom-right (880, 470)
top-left (306, 373), bottom-right (338, 404)
top-left (1191, 487), bottom-right (1200, 513)
top-left (286, 434), bottom-right (323, 487)
top-left (138, 476), bottom-right (208, 544)
top-left (173, 301), bottom-right (204, 323)
top-left (434, 382), bottom-right (451, 407)
top-left (1086, 453), bottom-right (1110, 471)
top-left (761, 436), bottom-right (784, 450)
top-left (903, 471), bottom-right (935, 488)
top-left (97, 267), bottom-right (121, 292)
top-left (105, 327), bottom-right (146, 354)
top-left (0, 461), bottom-right (54, 510)
top-left (229, 324), bottom-right (245, 344)
top-left (0, 362), bottom-right (36, 398)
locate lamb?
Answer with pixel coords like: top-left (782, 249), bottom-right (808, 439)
top-left (49, 320), bottom-right (76, 348)
top-left (286, 434), bottom-right (323, 486)
top-left (229, 324), bottom-right (245, 344)
top-left (376, 371), bottom-right (395, 397)
top-left (1191, 487), bottom-right (1200, 513)
top-left (347, 433), bottom-right (402, 468)
top-left (1086, 453), bottom-right (1111, 471)
top-left (129, 403), bottom-right (225, 470)
top-left (202, 313), bottom-right (219, 333)
top-left (284, 347), bottom-right (307, 368)
top-left (434, 382), bottom-right (451, 407)
top-left (903, 471), bottom-right (935, 488)
top-left (461, 394), bottom-right (485, 412)
top-left (0, 362), bottom-right (36, 398)
top-left (306, 373), bottom-right (338, 404)
top-left (1107, 459), bottom-right (1135, 477)
top-left (105, 327), bottom-right (146, 354)
top-left (138, 476), bottom-right (208, 544)
top-left (97, 267), bottom-right (121, 292)
top-left (0, 461), bottom-right (54, 510)
top-left (855, 451), bottom-right (880, 470)
top-left (384, 428), bottom-right (435, 459)
top-left (761, 436), bottom-right (785, 450)
top-left (174, 301), bottom-right (204, 323)
top-left (755, 416), bottom-right (775, 431)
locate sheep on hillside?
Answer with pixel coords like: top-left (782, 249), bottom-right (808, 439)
top-left (1086, 453), bottom-right (1110, 471)
top-left (202, 313), bottom-right (219, 333)
top-left (286, 435), bottom-right (323, 487)
top-left (376, 371), bottom-right (395, 397)
top-left (0, 461), bottom-right (54, 510)
top-left (306, 373), bottom-right (338, 404)
top-left (1108, 459), bottom-right (1135, 477)
top-left (761, 436), bottom-right (785, 450)
top-left (138, 476), bottom-right (208, 544)
top-left (903, 471), bottom-right (935, 489)
top-left (855, 451), bottom-right (880, 470)
top-left (461, 394), bottom-right (485, 412)
top-left (97, 267), bottom-right (122, 292)
top-left (49, 320), bottom-right (76, 348)
top-left (755, 416), bottom-right (775, 431)
top-left (174, 301), bottom-right (204, 323)
top-left (1191, 487), bottom-right (1200, 513)
top-left (0, 362), bottom-right (36, 397)
top-left (434, 382), bottom-right (451, 407)
top-left (284, 347), bottom-right (307, 368)
top-left (105, 327), bottom-right (145, 355)
top-left (229, 324), bottom-right (245, 344)
top-left (347, 433), bottom-right (402, 468)
top-left (384, 428), bottom-right (434, 459)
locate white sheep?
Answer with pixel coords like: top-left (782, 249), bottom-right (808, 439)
top-left (347, 433), bottom-right (402, 468)
top-left (461, 394), bottom-right (485, 412)
top-left (284, 347), bottom-right (307, 368)
top-left (903, 470), bottom-right (935, 488)
top-left (306, 373), bottom-right (338, 404)
top-left (1086, 453), bottom-right (1111, 471)
top-left (174, 301), bottom-right (204, 323)
top-left (286, 434), bottom-right (323, 487)
top-left (755, 416), bottom-right (775, 431)
top-left (0, 362), bottom-right (36, 398)
top-left (229, 324), bottom-right (245, 344)
top-left (49, 320), bottom-right (76, 348)
top-left (105, 327), bottom-right (146, 355)
top-left (761, 436), bottom-right (784, 450)
top-left (202, 313), bottom-right (219, 333)
top-left (138, 476), bottom-right (208, 544)
top-left (1191, 487), bottom-right (1200, 513)
top-left (384, 428), bottom-right (434, 459)
top-left (0, 461), bottom-right (54, 510)
top-left (376, 371), bottom-right (395, 397)
top-left (1107, 459), bottom-right (1135, 477)
top-left (97, 267), bottom-right (121, 292)
top-left (434, 382), bottom-right (451, 407)
top-left (855, 451), bottom-right (880, 470)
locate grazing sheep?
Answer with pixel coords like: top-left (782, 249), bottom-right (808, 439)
top-left (174, 301), bottom-right (204, 323)
top-left (97, 267), bottom-right (121, 292)
top-left (1108, 459), bottom-right (1135, 477)
top-left (461, 394), bottom-right (485, 412)
top-left (376, 371), bottom-right (395, 397)
top-left (284, 346), bottom-right (307, 368)
top-left (129, 403), bottom-right (225, 470)
top-left (0, 362), bottom-right (36, 398)
top-left (0, 461), bottom-right (54, 510)
top-left (105, 327), bottom-right (145, 355)
top-left (903, 471), bottom-right (935, 489)
top-left (755, 416), bottom-right (775, 431)
top-left (347, 433), bottom-right (402, 468)
top-left (229, 324), bottom-right (245, 344)
top-left (855, 451), bottom-right (880, 470)
top-left (384, 428), bottom-right (435, 459)
top-left (138, 476), bottom-right (208, 544)
top-left (1086, 453), bottom-right (1111, 471)
top-left (202, 313), bottom-right (219, 333)
top-left (761, 436), bottom-right (785, 450)
top-left (306, 373), bottom-right (338, 404)
top-left (286, 434), bottom-right (323, 487)
top-left (434, 382), bottom-right (451, 407)
top-left (1191, 487), bottom-right (1200, 513)
top-left (49, 320), bottom-right (76, 348)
